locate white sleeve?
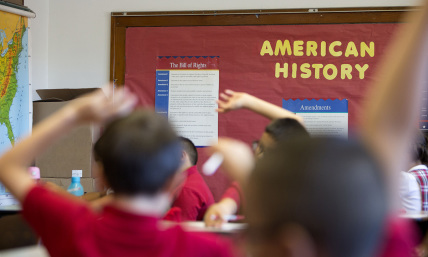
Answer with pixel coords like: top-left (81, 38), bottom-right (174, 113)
top-left (400, 172), bottom-right (422, 212)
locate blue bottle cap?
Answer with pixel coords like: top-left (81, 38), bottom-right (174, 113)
top-left (71, 176), bottom-right (80, 182)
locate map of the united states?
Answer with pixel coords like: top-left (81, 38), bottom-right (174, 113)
top-left (0, 11), bottom-right (29, 198)
top-left (0, 11), bottom-right (29, 155)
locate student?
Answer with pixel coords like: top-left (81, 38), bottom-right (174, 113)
top-left (400, 132), bottom-right (428, 211)
top-left (0, 87), bottom-right (234, 257)
top-left (210, 137), bottom-right (387, 257)
top-left (215, 89), bottom-right (305, 157)
top-left (206, 1), bottom-right (428, 256)
top-left (163, 137), bottom-right (215, 221)
top-left (204, 91), bottom-right (308, 227)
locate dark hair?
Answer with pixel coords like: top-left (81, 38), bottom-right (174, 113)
top-left (247, 137), bottom-right (387, 257)
top-left (265, 118), bottom-right (310, 142)
top-left (179, 137), bottom-right (198, 165)
top-left (94, 110), bottom-right (182, 196)
top-left (411, 131), bottom-right (428, 165)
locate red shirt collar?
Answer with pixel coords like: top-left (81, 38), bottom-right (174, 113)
top-left (185, 165), bottom-right (199, 176)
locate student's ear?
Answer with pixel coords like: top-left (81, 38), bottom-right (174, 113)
top-left (181, 150), bottom-right (187, 161)
top-left (179, 151), bottom-right (192, 172)
top-left (279, 223), bottom-right (317, 257)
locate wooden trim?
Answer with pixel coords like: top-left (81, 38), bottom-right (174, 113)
top-left (111, 27), bottom-right (126, 87)
top-left (110, 7), bottom-right (414, 86)
top-left (109, 17), bottom-right (115, 83)
top-left (111, 7), bottom-right (414, 17)
top-left (7, 0), bottom-right (24, 6)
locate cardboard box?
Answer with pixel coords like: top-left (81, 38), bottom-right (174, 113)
top-left (41, 178), bottom-right (95, 193)
top-left (33, 88), bottom-right (99, 179)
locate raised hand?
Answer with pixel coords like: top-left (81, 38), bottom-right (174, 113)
top-left (216, 89), bottom-right (251, 113)
top-left (0, 84), bottom-right (138, 202)
top-left (217, 89), bottom-right (304, 123)
top-left (206, 138), bottom-right (254, 185)
top-left (67, 85), bottom-right (138, 125)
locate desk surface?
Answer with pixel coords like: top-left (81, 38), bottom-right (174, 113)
top-left (160, 221), bottom-right (247, 234)
top-left (0, 205), bottom-right (21, 212)
top-left (399, 211), bottom-right (428, 220)
top-left (0, 246), bottom-right (49, 257)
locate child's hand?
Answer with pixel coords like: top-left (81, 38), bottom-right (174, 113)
top-left (204, 198), bottom-right (238, 228)
top-left (68, 85), bottom-right (138, 124)
top-left (216, 89), bottom-right (252, 113)
top-left (207, 138), bottom-right (254, 184)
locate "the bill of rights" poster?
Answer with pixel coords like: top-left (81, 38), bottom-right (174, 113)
top-left (155, 56), bottom-right (219, 147)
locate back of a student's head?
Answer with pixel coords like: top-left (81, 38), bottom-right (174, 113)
top-left (265, 118), bottom-right (310, 142)
top-left (411, 131), bottom-right (428, 165)
top-left (94, 110), bottom-right (182, 196)
top-left (256, 118), bottom-right (310, 157)
top-left (179, 137), bottom-right (198, 165)
top-left (246, 137), bottom-right (387, 257)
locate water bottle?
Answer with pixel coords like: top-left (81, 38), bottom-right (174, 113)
top-left (67, 177), bottom-right (84, 196)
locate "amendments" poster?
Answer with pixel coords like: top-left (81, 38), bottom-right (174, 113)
top-left (283, 99), bottom-right (348, 137)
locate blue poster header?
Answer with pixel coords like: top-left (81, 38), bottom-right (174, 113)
top-left (283, 99), bottom-right (348, 113)
top-left (155, 70), bottom-right (170, 118)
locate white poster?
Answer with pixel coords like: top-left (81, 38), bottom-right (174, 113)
top-left (283, 99), bottom-right (348, 138)
top-left (156, 56), bottom-right (219, 146)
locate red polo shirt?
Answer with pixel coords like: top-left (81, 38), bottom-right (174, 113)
top-left (221, 181), bottom-right (242, 208)
top-left (22, 185), bottom-right (235, 257)
top-left (164, 166), bottom-right (215, 221)
top-left (376, 217), bottom-right (418, 257)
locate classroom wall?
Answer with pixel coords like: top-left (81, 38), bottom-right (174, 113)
top-left (27, 0), bottom-right (48, 99)
top-left (26, 0), bottom-right (420, 100)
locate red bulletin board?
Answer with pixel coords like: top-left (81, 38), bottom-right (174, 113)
top-left (111, 9), bottom-right (409, 201)
top-left (125, 24), bottom-right (398, 129)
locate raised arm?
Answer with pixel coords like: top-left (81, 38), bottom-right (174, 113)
top-left (204, 138), bottom-right (254, 227)
top-left (217, 89), bottom-right (304, 124)
top-left (362, 5), bottom-right (428, 175)
top-left (0, 87), bottom-right (137, 202)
